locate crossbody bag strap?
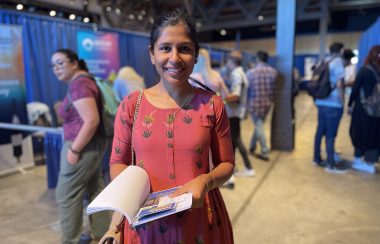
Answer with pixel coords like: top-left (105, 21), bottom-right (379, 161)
top-left (131, 90), bottom-right (143, 166)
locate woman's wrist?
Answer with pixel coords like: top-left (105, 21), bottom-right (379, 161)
top-left (200, 174), bottom-right (216, 192)
top-left (69, 145), bottom-right (81, 156)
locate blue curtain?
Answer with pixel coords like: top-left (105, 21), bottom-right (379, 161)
top-left (358, 17), bottom-right (380, 68)
top-left (0, 9), bottom-right (156, 126)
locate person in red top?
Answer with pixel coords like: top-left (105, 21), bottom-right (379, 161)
top-left (52, 49), bottom-right (109, 243)
top-left (109, 9), bottom-right (235, 244)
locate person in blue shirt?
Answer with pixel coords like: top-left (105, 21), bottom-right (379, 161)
top-left (313, 42), bottom-right (347, 173)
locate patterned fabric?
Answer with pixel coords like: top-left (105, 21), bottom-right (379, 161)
top-left (58, 76), bottom-right (101, 141)
top-left (246, 63), bottom-right (277, 117)
top-left (110, 88), bottom-right (235, 244)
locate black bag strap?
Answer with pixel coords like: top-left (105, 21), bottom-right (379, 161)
top-left (189, 77), bottom-right (216, 94)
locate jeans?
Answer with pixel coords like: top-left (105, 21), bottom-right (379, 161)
top-left (313, 106), bottom-right (343, 166)
top-left (249, 114), bottom-right (269, 155)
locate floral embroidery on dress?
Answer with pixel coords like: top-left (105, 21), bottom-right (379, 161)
top-left (196, 145), bottom-right (204, 154)
top-left (142, 111), bottom-right (155, 138)
top-left (158, 224), bottom-right (168, 234)
top-left (114, 146), bottom-right (122, 155)
top-left (180, 104), bottom-right (193, 124)
top-left (164, 113), bottom-right (174, 139)
top-left (196, 160), bottom-right (202, 169)
top-left (196, 237), bottom-right (204, 244)
top-left (114, 140), bottom-right (123, 155)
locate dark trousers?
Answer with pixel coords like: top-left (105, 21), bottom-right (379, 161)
top-left (354, 148), bottom-right (379, 163)
top-left (229, 117), bottom-right (252, 169)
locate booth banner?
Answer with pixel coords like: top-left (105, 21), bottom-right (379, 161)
top-left (77, 31), bottom-right (120, 79)
top-left (0, 24), bottom-right (34, 172)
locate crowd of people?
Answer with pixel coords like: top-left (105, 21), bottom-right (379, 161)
top-left (48, 7), bottom-right (380, 244)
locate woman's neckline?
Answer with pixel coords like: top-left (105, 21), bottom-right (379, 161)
top-left (142, 87), bottom-right (198, 110)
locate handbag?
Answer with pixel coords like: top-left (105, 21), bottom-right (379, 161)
top-left (98, 90), bottom-right (143, 244)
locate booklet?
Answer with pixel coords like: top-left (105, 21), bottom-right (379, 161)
top-left (86, 166), bottom-right (193, 227)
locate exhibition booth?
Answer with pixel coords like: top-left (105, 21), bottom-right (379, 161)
top-left (0, 8), bottom-right (378, 188)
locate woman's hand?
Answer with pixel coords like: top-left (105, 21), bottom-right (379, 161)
top-left (170, 175), bottom-right (209, 208)
top-left (67, 149), bottom-right (80, 165)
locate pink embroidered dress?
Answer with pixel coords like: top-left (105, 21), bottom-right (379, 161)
top-left (110, 87), bottom-right (235, 244)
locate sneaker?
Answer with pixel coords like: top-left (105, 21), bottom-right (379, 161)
top-left (254, 153), bottom-right (270, 161)
top-left (223, 175), bottom-right (235, 189)
top-left (235, 168), bottom-right (255, 177)
top-left (351, 159), bottom-right (376, 174)
top-left (324, 165), bottom-right (348, 174)
top-left (312, 160), bottom-right (326, 167)
top-left (334, 153), bottom-right (341, 163)
top-left (351, 157), bottom-right (362, 167)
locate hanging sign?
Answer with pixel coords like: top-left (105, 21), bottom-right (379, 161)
top-left (77, 31), bottom-right (120, 79)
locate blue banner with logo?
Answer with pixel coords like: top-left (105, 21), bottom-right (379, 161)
top-left (77, 31), bottom-right (120, 79)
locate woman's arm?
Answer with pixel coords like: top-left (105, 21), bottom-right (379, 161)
top-left (110, 163), bottom-right (128, 180)
top-left (67, 97), bottom-right (99, 164)
top-left (171, 162), bottom-right (233, 208)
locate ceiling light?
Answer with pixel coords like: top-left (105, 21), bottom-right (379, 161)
top-left (83, 17), bottom-right (90, 23)
top-left (115, 8), bottom-right (121, 15)
top-left (141, 10), bottom-right (146, 16)
top-left (220, 29), bottom-right (227, 36)
top-left (106, 6), bottom-right (111, 12)
top-left (149, 17), bottom-right (154, 24)
top-left (129, 14), bottom-right (135, 20)
top-left (196, 21), bottom-right (202, 28)
top-left (49, 10), bottom-right (56, 17)
top-left (69, 14), bottom-right (76, 20)
top-left (258, 15), bottom-right (264, 21)
top-left (16, 4), bottom-right (23, 10)
top-left (138, 15), bottom-right (143, 20)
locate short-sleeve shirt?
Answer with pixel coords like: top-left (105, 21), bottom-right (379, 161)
top-left (315, 56), bottom-right (345, 108)
top-left (224, 66), bottom-right (249, 119)
top-left (58, 76), bottom-right (101, 141)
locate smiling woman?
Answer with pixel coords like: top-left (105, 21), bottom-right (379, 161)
top-left (108, 8), bottom-right (235, 244)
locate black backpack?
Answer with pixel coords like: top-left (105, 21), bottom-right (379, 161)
top-left (307, 59), bottom-right (334, 99)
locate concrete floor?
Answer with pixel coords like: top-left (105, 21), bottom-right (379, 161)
top-left (1, 92), bottom-right (379, 244)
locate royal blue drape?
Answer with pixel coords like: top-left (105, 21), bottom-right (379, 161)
top-left (0, 9), bottom-right (156, 126)
top-left (358, 17), bottom-right (380, 68)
